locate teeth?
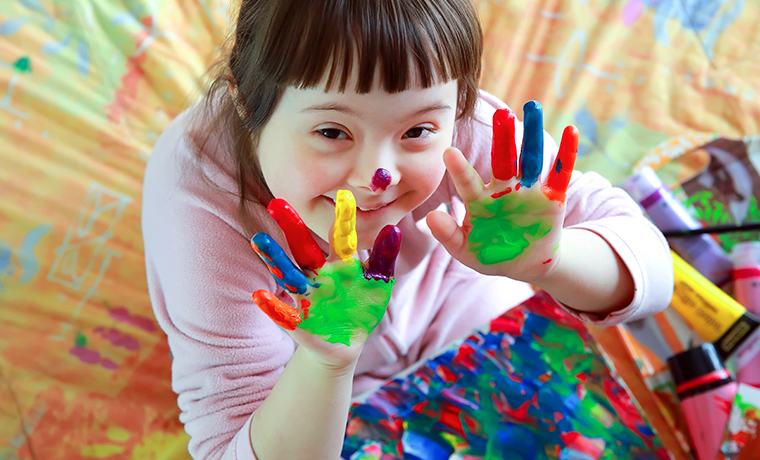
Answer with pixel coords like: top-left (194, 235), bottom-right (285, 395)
top-left (358, 205), bottom-right (382, 212)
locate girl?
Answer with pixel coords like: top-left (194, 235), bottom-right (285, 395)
top-left (141, 1), bottom-right (674, 459)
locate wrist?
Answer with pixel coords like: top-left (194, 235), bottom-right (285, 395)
top-left (300, 345), bottom-right (361, 378)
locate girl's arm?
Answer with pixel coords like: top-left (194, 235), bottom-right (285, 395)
top-left (531, 227), bottom-right (635, 316)
top-left (249, 347), bottom-right (357, 459)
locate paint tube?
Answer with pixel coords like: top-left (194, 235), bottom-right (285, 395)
top-left (668, 343), bottom-right (738, 460)
top-left (625, 166), bottom-right (733, 285)
top-left (730, 242), bottom-right (760, 388)
top-left (670, 251), bottom-right (760, 363)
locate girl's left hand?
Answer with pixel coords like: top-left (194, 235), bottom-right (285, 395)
top-left (427, 101), bottom-right (579, 284)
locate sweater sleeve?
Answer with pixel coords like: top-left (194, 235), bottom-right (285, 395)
top-left (142, 109), bottom-right (295, 460)
top-left (453, 90), bottom-right (673, 326)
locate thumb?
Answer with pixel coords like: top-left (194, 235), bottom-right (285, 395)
top-left (426, 210), bottom-right (468, 259)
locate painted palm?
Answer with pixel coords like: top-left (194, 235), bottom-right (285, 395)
top-left (452, 101), bottom-right (579, 281)
top-left (250, 191), bottom-right (401, 355)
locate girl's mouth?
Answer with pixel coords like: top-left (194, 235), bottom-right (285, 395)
top-left (322, 195), bottom-right (392, 214)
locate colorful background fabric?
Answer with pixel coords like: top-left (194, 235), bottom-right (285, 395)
top-left (1, 0), bottom-right (758, 458)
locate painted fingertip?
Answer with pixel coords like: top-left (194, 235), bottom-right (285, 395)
top-left (267, 198), bottom-right (326, 272)
top-left (251, 233), bottom-right (311, 295)
top-left (491, 108), bottom-right (518, 181)
top-left (365, 225), bottom-right (402, 282)
top-left (520, 100), bottom-right (544, 188)
top-left (332, 190), bottom-right (357, 262)
top-left (252, 290), bottom-right (302, 330)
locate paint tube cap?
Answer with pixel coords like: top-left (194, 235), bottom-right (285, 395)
top-left (624, 166), bottom-right (665, 205)
top-left (730, 242), bottom-right (760, 269)
top-left (667, 343), bottom-right (727, 388)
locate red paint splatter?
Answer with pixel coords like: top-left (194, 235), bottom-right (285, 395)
top-left (490, 315), bottom-right (524, 335)
top-left (300, 299), bottom-right (311, 319)
top-left (491, 187), bottom-right (512, 199)
top-left (543, 258), bottom-right (552, 265)
top-left (436, 364), bottom-right (459, 383)
top-left (453, 343), bottom-right (478, 371)
top-left (515, 183), bottom-right (521, 190)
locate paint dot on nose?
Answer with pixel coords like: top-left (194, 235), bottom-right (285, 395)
top-left (370, 168), bottom-right (392, 191)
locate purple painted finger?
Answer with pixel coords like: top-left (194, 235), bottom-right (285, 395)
top-left (365, 225), bottom-right (402, 282)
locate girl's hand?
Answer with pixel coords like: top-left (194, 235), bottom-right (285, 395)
top-left (251, 191), bottom-right (402, 370)
top-left (427, 101), bottom-right (579, 284)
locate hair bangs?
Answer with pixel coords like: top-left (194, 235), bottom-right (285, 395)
top-left (273, 0), bottom-right (480, 97)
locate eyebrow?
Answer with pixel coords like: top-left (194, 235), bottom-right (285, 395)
top-left (300, 102), bottom-right (453, 119)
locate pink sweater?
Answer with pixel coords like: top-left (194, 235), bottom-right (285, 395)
top-left (141, 91), bottom-right (673, 460)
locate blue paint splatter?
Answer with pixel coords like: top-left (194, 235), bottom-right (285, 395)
top-left (17, 224), bottom-right (52, 284)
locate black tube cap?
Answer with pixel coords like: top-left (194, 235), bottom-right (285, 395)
top-left (667, 343), bottom-right (727, 388)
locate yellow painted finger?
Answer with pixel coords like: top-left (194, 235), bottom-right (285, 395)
top-left (332, 190), bottom-right (357, 262)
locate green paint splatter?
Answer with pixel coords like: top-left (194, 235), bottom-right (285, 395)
top-left (468, 193), bottom-right (553, 265)
top-left (75, 332), bottom-right (87, 347)
top-left (13, 57), bottom-right (31, 73)
top-left (300, 260), bottom-right (393, 346)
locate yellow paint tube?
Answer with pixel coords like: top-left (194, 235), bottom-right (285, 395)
top-left (670, 251), bottom-right (760, 360)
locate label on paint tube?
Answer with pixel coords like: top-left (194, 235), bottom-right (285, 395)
top-left (670, 251), bottom-right (760, 360)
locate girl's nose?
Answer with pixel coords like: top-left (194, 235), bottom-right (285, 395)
top-left (347, 144), bottom-right (400, 193)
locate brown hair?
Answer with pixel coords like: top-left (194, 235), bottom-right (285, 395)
top-left (195, 0), bottom-right (483, 226)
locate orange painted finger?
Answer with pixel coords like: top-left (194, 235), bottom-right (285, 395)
top-left (252, 290), bottom-right (302, 330)
top-left (491, 108), bottom-right (518, 181)
top-left (542, 125), bottom-right (578, 203)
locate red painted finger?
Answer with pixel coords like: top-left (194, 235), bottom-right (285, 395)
top-left (267, 198), bottom-right (326, 272)
top-left (252, 290), bottom-right (302, 330)
top-left (542, 125), bottom-right (579, 203)
top-left (491, 108), bottom-right (518, 181)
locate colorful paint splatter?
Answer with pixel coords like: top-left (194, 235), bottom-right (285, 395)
top-left (343, 291), bottom-right (669, 460)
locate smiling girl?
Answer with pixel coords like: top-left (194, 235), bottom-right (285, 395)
top-left (141, 1), bottom-right (674, 459)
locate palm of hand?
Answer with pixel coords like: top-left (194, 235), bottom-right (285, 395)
top-left (432, 101), bottom-right (578, 282)
top-left (250, 192), bottom-right (401, 366)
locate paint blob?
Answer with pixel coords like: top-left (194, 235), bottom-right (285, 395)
top-left (371, 168), bottom-right (392, 192)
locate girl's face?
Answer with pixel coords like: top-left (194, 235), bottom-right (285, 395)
top-left (257, 75), bottom-right (458, 250)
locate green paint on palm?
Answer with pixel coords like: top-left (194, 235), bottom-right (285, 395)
top-left (299, 260), bottom-right (393, 346)
top-left (468, 194), bottom-right (553, 265)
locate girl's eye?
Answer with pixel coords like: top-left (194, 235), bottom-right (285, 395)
top-left (404, 127), bottom-right (434, 139)
top-left (317, 128), bottom-right (348, 140)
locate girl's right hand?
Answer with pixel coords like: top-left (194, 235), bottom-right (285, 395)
top-left (250, 191), bottom-right (402, 370)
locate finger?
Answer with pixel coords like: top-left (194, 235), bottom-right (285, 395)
top-left (519, 100), bottom-right (544, 188)
top-left (252, 290), bottom-right (302, 330)
top-left (267, 198), bottom-right (326, 272)
top-left (365, 225), bottom-right (402, 281)
top-left (331, 190), bottom-right (357, 263)
top-left (444, 147), bottom-right (484, 202)
top-left (491, 108), bottom-right (518, 181)
top-left (426, 210), bottom-right (468, 259)
top-left (542, 125), bottom-right (579, 203)
top-left (251, 233), bottom-right (311, 295)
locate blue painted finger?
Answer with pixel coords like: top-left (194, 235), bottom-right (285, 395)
top-left (519, 101), bottom-right (544, 188)
top-left (251, 233), bottom-right (311, 295)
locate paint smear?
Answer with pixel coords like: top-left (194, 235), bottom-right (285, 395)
top-left (623, 0), bottom-right (645, 26)
top-left (108, 306), bottom-right (157, 332)
top-left (301, 259), bottom-right (393, 346)
top-left (468, 192), bottom-right (554, 265)
top-left (17, 223), bottom-right (52, 284)
top-left (343, 291), bottom-right (667, 459)
top-left (93, 327), bottom-right (140, 351)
